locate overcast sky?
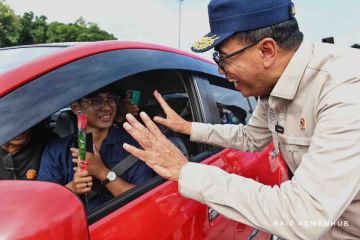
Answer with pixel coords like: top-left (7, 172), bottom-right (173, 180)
top-left (4, 0), bottom-right (360, 58)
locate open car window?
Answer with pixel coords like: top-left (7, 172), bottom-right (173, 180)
top-left (206, 83), bottom-right (256, 124)
top-left (40, 69), bottom-right (208, 219)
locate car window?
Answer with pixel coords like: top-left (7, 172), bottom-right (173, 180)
top-left (48, 70), bottom-right (196, 157)
top-left (42, 69), bottom-right (209, 218)
top-left (114, 70), bottom-right (198, 159)
top-left (210, 84), bottom-right (256, 124)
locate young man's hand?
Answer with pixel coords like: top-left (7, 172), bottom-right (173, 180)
top-left (67, 169), bottom-right (93, 195)
top-left (71, 147), bottom-right (109, 182)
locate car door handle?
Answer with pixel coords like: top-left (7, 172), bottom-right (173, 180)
top-left (247, 229), bottom-right (259, 240)
top-left (208, 207), bottom-right (219, 222)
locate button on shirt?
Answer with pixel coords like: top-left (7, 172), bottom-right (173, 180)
top-left (38, 126), bottom-right (153, 210)
top-left (180, 40), bottom-right (360, 239)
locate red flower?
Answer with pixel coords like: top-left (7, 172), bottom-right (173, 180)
top-left (78, 112), bottom-right (88, 130)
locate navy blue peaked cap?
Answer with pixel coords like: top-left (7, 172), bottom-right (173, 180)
top-left (191, 0), bottom-right (296, 53)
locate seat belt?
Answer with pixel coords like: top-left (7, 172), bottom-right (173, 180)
top-left (111, 154), bottom-right (138, 176)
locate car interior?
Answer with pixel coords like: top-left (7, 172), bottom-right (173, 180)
top-left (49, 70), bottom-right (197, 158)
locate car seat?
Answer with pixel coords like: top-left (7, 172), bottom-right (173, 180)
top-left (54, 110), bottom-right (77, 138)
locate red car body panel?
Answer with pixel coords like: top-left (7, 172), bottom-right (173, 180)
top-left (0, 181), bottom-right (89, 240)
top-left (89, 145), bottom-right (288, 240)
top-left (0, 41), bottom-right (213, 97)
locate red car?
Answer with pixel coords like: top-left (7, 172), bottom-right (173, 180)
top-left (0, 41), bottom-right (289, 240)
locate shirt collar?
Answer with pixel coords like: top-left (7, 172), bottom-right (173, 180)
top-left (102, 126), bottom-right (130, 146)
top-left (270, 39), bottom-right (314, 100)
top-left (102, 125), bottom-right (127, 146)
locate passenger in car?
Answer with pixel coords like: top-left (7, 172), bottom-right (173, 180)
top-left (37, 86), bottom-right (153, 210)
top-left (0, 126), bottom-right (57, 180)
top-left (114, 91), bottom-right (140, 125)
top-left (217, 103), bottom-right (247, 124)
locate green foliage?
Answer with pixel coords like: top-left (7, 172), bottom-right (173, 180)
top-left (46, 17), bottom-right (116, 43)
top-left (0, 2), bottom-right (116, 47)
top-left (18, 11), bottom-right (46, 44)
top-left (0, 1), bottom-right (22, 47)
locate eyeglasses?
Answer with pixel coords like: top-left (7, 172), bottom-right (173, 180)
top-left (213, 41), bottom-right (260, 72)
top-left (82, 95), bottom-right (119, 110)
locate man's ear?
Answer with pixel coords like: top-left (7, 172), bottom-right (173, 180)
top-left (70, 102), bottom-right (81, 115)
top-left (260, 38), bottom-right (277, 68)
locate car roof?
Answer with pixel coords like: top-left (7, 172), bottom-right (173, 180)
top-left (0, 42), bottom-right (81, 50)
top-left (0, 41), bottom-right (215, 97)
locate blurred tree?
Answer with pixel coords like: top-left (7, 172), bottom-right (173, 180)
top-left (76, 22), bottom-right (116, 41)
top-left (4, 10), bottom-right (47, 45)
top-left (46, 17), bottom-right (116, 42)
top-left (0, 3), bottom-right (116, 47)
top-left (30, 15), bottom-right (48, 43)
top-left (0, 1), bottom-right (22, 47)
top-left (46, 22), bottom-right (75, 42)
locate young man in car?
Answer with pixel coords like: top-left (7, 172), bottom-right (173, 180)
top-left (38, 86), bottom-right (153, 210)
top-left (121, 0), bottom-right (360, 239)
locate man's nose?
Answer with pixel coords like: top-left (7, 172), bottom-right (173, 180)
top-left (100, 100), bottom-right (112, 110)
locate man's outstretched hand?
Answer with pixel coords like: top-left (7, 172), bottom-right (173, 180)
top-left (153, 90), bottom-right (192, 135)
top-left (123, 112), bottom-right (188, 181)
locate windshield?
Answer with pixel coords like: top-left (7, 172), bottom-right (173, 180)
top-left (0, 46), bottom-right (65, 73)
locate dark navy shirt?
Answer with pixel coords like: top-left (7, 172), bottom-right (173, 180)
top-left (38, 126), bottom-right (153, 210)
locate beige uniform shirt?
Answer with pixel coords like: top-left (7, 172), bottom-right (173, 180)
top-left (179, 40), bottom-right (360, 239)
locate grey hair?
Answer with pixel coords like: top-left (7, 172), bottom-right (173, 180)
top-left (233, 18), bottom-right (304, 51)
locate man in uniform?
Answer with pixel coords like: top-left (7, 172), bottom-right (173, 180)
top-left (121, 0), bottom-right (360, 239)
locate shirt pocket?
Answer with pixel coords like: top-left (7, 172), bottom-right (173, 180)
top-left (278, 135), bottom-right (311, 172)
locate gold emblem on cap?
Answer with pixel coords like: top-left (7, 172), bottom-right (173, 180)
top-left (300, 117), bottom-right (306, 130)
top-left (26, 169), bottom-right (37, 180)
top-left (192, 35), bottom-right (220, 51)
top-left (290, 4), bottom-right (296, 16)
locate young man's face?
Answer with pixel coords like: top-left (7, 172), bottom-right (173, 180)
top-left (75, 92), bottom-right (118, 131)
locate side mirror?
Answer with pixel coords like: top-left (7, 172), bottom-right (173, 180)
top-left (0, 180), bottom-right (89, 240)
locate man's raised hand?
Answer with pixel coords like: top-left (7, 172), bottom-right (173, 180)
top-left (123, 112), bottom-right (188, 181)
top-left (153, 90), bottom-right (192, 135)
